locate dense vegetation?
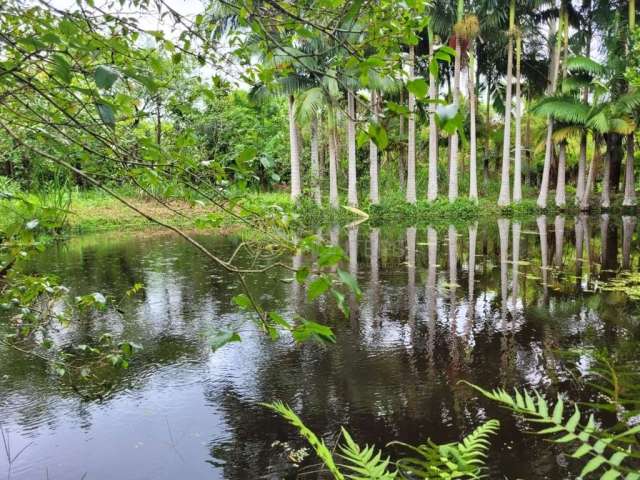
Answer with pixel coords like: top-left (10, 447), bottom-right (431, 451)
top-left (1, 0), bottom-right (640, 478)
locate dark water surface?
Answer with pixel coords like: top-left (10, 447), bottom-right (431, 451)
top-left (1, 215), bottom-right (640, 479)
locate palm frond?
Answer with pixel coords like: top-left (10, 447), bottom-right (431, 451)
top-left (553, 125), bottom-right (583, 142)
top-left (295, 87), bottom-right (326, 122)
top-left (565, 55), bottom-right (605, 76)
top-left (530, 96), bottom-right (590, 124)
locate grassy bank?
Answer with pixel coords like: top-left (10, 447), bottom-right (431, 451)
top-left (8, 186), bottom-right (635, 236)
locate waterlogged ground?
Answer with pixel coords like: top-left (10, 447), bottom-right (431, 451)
top-left (1, 215), bottom-right (639, 479)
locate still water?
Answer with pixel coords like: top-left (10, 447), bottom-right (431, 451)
top-left (1, 215), bottom-right (639, 479)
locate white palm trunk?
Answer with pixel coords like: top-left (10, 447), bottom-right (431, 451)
top-left (328, 115), bottom-right (339, 208)
top-left (288, 95), bottom-right (302, 201)
top-left (347, 90), bottom-right (358, 207)
top-left (622, 216), bottom-right (636, 269)
top-left (601, 146), bottom-right (611, 209)
top-left (310, 115), bottom-right (321, 206)
top-left (555, 142), bottom-right (567, 207)
top-left (428, 33), bottom-right (438, 201)
top-left (449, 38), bottom-right (461, 202)
top-left (406, 46), bottom-right (417, 204)
top-left (497, 29), bottom-right (514, 206)
top-left (576, 133), bottom-right (587, 205)
top-left (512, 32), bottom-right (523, 203)
top-left (468, 44), bottom-right (478, 202)
top-left (467, 222), bottom-right (478, 329)
top-left (537, 10), bottom-right (561, 208)
top-left (580, 138), bottom-right (599, 211)
top-left (537, 215), bottom-right (549, 301)
top-left (623, 133), bottom-right (636, 206)
top-left (369, 90), bottom-right (380, 205)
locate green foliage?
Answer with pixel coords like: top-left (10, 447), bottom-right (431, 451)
top-left (468, 383), bottom-right (640, 479)
top-left (394, 420), bottom-right (499, 479)
top-left (265, 402), bottom-right (499, 480)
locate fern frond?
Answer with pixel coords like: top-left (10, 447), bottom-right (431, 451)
top-left (466, 384), bottom-right (640, 479)
top-left (338, 428), bottom-right (397, 480)
top-left (395, 420), bottom-right (499, 479)
top-left (263, 401), bottom-right (345, 480)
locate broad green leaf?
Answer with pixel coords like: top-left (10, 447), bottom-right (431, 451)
top-left (407, 78), bottom-right (428, 99)
top-left (232, 293), bottom-right (252, 310)
top-left (210, 331), bottom-right (241, 351)
top-left (94, 65), bottom-right (119, 89)
top-left (308, 276), bottom-right (331, 301)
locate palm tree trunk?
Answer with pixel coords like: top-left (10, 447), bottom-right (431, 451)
top-left (310, 114), bottom-right (321, 206)
top-left (498, 0), bottom-right (515, 207)
top-left (537, 7), bottom-right (562, 208)
top-left (484, 79), bottom-right (491, 190)
top-left (468, 41), bottom-right (478, 202)
top-left (328, 110), bottom-right (339, 208)
top-left (555, 141), bottom-right (567, 207)
top-left (623, 133), bottom-right (636, 206)
top-left (347, 90), bottom-right (358, 207)
top-left (288, 95), bottom-right (302, 201)
top-left (449, 34), bottom-right (461, 202)
top-left (513, 30), bottom-right (523, 202)
top-left (602, 137), bottom-right (612, 209)
top-left (576, 133), bottom-right (587, 205)
top-left (406, 45), bottom-right (417, 204)
top-left (428, 29), bottom-right (438, 201)
top-left (369, 90), bottom-right (380, 205)
top-left (399, 88), bottom-right (406, 191)
top-left (580, 136), bottom-right (599, 211)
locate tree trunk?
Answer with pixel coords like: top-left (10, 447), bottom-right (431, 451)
top-left (498, 0), bottom-right (515, 206)
top-left (288, 95), bottom-right (302, 201)
top-left (576, 133), bottom-right (587, 205)
top-left (369, 90), bottom-right (380, 205)
top-left (449, 35), bottom-right (461, 202)
top-left (623, 132), bottom-right (636, 206)
top-left (428, 29), bottom-right (438, 201)
top-left (347, 90), bottom-right (358, 207)
top-left (601, 136), bottom-right (612, 209)
top-left (555, 141), bottom-right (567, 207)
top-left (537, 8), bottom-right (561, 208)
top-left (310, 114), bottom-right (321, 206)
top-left (484, 79), bottom-right (491, 190)
top-left (406, 45), bottom-right (417, 204)
top-left (580, 136), bottom-right (600, 211)
top-left (399, 88), bottom-right (406, 191)
top-left (156, 99), bottom-right (162, 146)
top-left (468, 41), bottom-right (478, 202)
top-left (513, 31), bottom-right (523, 202)
top-left (328, 112), bottom-right (339, 208)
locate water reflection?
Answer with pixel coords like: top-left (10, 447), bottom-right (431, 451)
top-left (1, 216), bottom-right (640, 479)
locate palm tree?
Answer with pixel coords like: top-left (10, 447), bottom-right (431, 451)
top-left (287, 94), bottom-right (302, 201)
top-left (449, 0), bottom-right (465, 202)
top-left (427, 27), bottom-right (439, 202)
top-left (497, 0), bottom-right (515, 206)
top-left (512, 29), bottom-right (523, 202)
top-left (623, 0), bottom-right (637, 206)
top-left (406, 45), bottom-right (417, 204)
top-left (346, 89), bottom-right (358, 207)
top-left (554, 6), bottom-right (570, 208)
top-left (536, 1), bottom-right (563, 208)
top-left (369, 90), bottom-right (380, 205)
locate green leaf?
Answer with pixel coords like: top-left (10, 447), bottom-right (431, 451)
top-left (210, 331), bottom-right (241, 351)
top-left (94, 65), bottom-right (119, 89)
top-left (580, 455), bottom-right (606, 477)
top-left (295, 266), bottom-right (310, 283)
top-left (292, 319), bottom-right (336, 343)
top-left (95, 102), bottom-right (116, 127)
top-left (307, 276), bottom-right (331, 301)
top-left (232, 293), bottom-right (252, 310)
top-left (337, 268), bottom-right (361, 297)
top-left (407, 78), bottom-right (428, 99)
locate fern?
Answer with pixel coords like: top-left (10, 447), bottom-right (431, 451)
top-left (394, 420), bottom-right (500, 479)
top-left (263, 401), bottom-right (345, 480)
top-left (339, 428), bottom-right (397, 480)
top-left (467, 384), bottom-right (640, 479)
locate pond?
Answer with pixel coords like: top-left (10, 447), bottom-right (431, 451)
top-left (1, 214), bottom-right (639, 479)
